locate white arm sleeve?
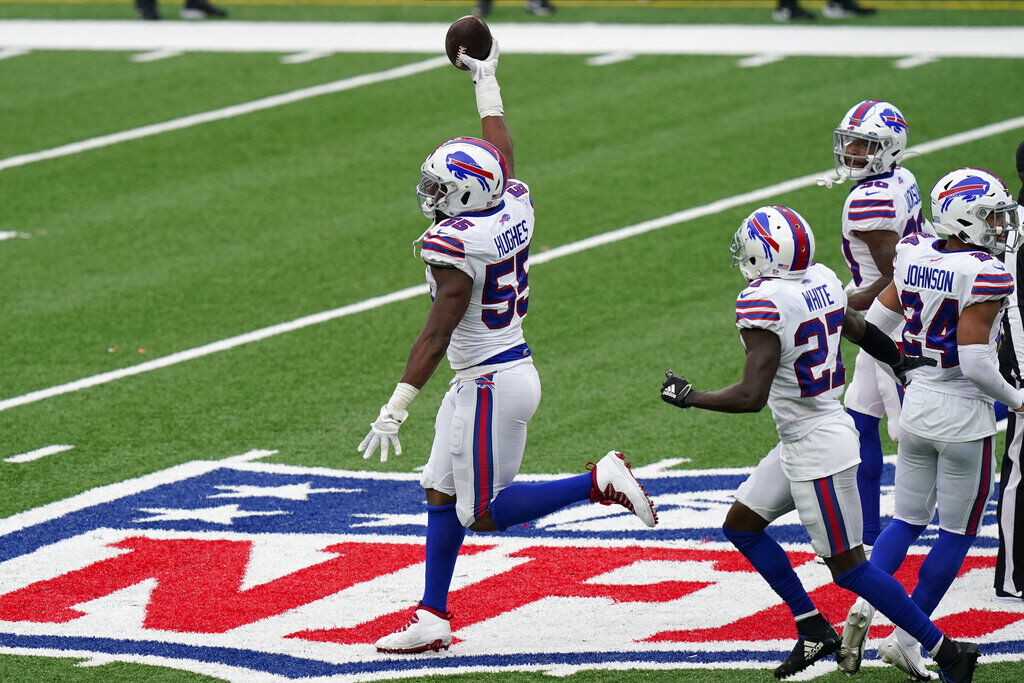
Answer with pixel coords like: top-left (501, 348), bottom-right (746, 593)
top-left (958, 344), bottom-right (1024, 409)
top-left (864, 298), bottom-right (904, 336)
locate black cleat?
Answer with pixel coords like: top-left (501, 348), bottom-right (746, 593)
top-left (772, 4), bottom-right (816, 22)
top-left (135, 0), bottom-right (160, 20)
top-left (180, 0), bottom-right (227, 19)
top-left (524, 0), bottom-right (555, 16)
top-left (938, 641), bottom-right (980, 683)
top-left (822, 0), bottom-right (877, 17)
top-left (773, 626), bottom-right (841, 679)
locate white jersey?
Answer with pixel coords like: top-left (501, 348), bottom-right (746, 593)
top-left (841, 166), bottom-right (933, 308)
top-left (894, 234), bottom-right (1014, 440)
top-left (735, 263), bottom-right (858, 479)
top-left (420, 179), bottom-right (534, 372)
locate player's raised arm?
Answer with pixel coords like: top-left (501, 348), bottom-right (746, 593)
top-left (460, 41), bottom-right (515, 179)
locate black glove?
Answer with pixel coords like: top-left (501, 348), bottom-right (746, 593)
top-left (661, 370), bottom-right (695, 408)
top-left (890, 354), bottom-right (937, 386)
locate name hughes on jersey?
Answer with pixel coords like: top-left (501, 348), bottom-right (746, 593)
top-left (905, 263), bottom-right (955, 293)
top-left (495, 220), bottom-right (529, 257)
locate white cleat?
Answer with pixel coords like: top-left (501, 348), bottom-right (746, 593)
top-left (838, 597), bottom-right (874, 675)
top-left (878, 632), bottom-right (935, 681)
top-left (374, 603), bottom-right (453, 654)
top-left (589, 451), bottom-right (658, 527)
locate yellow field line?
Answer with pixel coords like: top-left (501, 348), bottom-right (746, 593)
top-left (2, 0), bottom-right (1023, 10)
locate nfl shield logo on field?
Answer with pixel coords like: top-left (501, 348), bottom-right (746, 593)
top-left (0, 450), bottom-right (1020, 680)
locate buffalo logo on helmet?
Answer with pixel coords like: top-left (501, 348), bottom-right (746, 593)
top-left (879, 108), bottom-right (907, 134)
top-left (938, 175), bottom-right (991, 212)
top-left (746, 212), bottom-right (779, 259)
top-left (445, 151), bottom-right (494, 192)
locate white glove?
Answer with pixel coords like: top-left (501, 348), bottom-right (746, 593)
top-left (357, 383), bottom-right (418, 463)
top-left (459, 39), bottom-right (499, 84)
top-left (358, 404), bottom-right (408, 463)
top-left (460, 40), bottom-right (503, 118)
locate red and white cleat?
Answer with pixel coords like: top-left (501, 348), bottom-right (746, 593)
top-left (374, 603), bottom-right (453, 654)
top-left (589, 451), bottom-right (658, 528)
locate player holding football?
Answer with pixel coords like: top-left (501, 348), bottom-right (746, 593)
top-left (660, 205), bottom-right (978, 681)
top-left (358, 40), bottom-right (657, 655)
top-left (838, 168), bottom-right (1020, 679)
top-left (823, 100), bottom-right (933, 557)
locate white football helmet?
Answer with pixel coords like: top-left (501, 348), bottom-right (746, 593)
top-left (731, 205), bottom-right (816, 280)
top-left (416, 137), bottom-right (507, 218)
top-left (833, 100), bottom-right (909, 180)
top-left (930, 167), bottom-right (1020, 255)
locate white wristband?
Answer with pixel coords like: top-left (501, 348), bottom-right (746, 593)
top-left (387, 382), bottom-right (419, 412)
top-left (864, 298), bottom-right (905, 336)
top-left (474, 75), bottom-right (503, 118)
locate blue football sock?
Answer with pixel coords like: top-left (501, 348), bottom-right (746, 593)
top-left (722, 526), bottom-right (816, 619)
top-left (420, 503), bottom-right (465, 613)
top-left (870, 518), bottom-right (925, 576)
top-left (835, 560), bottom-right (942, 652)
top-left (911, 529), bottom-right (975, 616)
top-left (849, 409), bottom-right (883, 545)
top-left (489, 473), bottom-right (592, 531)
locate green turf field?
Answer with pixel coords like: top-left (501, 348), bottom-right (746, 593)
top-left (1, 2), bottom-right (1023, 680)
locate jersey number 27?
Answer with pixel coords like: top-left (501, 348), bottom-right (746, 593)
top-left (794, 309), bottom-right (846, 397)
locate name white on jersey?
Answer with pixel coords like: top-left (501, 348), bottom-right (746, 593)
top-left (735, 263), bottom-right (859, 479)
top-left (841, 166), bottom-right (933, 305)
top-left (421, 179), bottom-right (534, 371)
top-left (894, 234), bottom-right (1014, 439)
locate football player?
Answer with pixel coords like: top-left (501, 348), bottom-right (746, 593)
top-left (838, 168), bottom-right (1020, 679)
top-left (358, 41), bottom-right (656, 655)
top-left (824, 100), bottom-right (934, 557)
top-left (661, 206), bottom-right (978, 682)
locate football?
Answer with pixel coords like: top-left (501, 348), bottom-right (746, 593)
top-left (445, 15), bottom-right (493, 71)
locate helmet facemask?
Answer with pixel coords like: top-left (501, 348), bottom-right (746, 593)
top-left (731, 229), bottom-right (769, 281)
top-left (416, 169), bottom-right (455, 219)
top-left (833, 130), bottom-right (892, 180)
top-left (957, 203), bottom-right (1021, 255)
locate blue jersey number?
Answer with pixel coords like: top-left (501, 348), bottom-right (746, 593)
top-left (901, 292), bottom-right (959, 367)
top-left (793, 308), bottom-right (846, 397)
top-left (482, 247), bottom-right (529, 328)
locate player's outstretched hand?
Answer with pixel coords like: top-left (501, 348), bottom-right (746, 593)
top-left (661, 370), bottom-right (695, 408)
top-left (357, 404), bottom-right (408, 463)
top-left (890, 354), bottom-right (937, 386)
top-left (460, 39), bottom-right (499, 84)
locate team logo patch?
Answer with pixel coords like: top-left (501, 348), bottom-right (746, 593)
top-left (879, 108), bottom-right (907, 133)
top-left (747, 212), bottom-right (778, 259)
top-left (938, 175), bottom-right (991, 212)
top-left (0, 451), bottom-right (1021, 680)
top-left (445, 151), bottom-right (493, 192)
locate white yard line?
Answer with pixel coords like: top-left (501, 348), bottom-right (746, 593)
top-left (2, 21), bottom-right (1024, 58)
top-left (585, 52), bottom-right (636, 67)
top-left (0, 47), bottom-right (28, 60)
top-left (129, 48), bottom-right (183, 63)
top-left (0, 55), bottom-right (449, 174)
top-left (3, 445), bottom-right (74, 464)
top-left (3, 114), bottom-right (1024, 414)
top-left (737, 54), bottom-right (785, 68)
top-left (894, 54), bottom-right (940, 70)
top-left (280, 50), bottom-right (334, 64)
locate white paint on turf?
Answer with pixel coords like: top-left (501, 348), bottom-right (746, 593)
top-left (894, 54), bottom-right (940, 70)
top-left (0, 55), bottom-right (449, 174)
top-left (0, 47), bottom-right (28, 60)
top-left (280, 50), bottom-right (334, 64)
top-left (4, 444), bottom-right (74, 464)
top-left (2, 114), bottom-right (1024, 413)
top-left (585, 52), bottom-right (636, 66)
top-left (2, 21), bottom-right (1024, 59)
top-left (129, 49), bottom-right (183, 63)
top-left (737, 53), bottom-right (785, 68)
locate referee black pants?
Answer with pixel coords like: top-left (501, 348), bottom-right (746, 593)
top-left (997, 411), bottom-right (1024, 596)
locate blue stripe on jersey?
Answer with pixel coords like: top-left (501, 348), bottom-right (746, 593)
top-left (736, 312), bottom-right (781, 322)
top-left (849, 199), bottom-right (895, 208)
top-left (735, 299), bottom-right (777, 309)
top-left (848, 210), bottom-right (897, 220)
top-left (422, 242), bottom-right (465, 259)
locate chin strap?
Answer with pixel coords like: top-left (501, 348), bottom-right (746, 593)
top-left (893, 149), bottom-right (921, 165)
top-left (412, 221), bottom-right (439, 258)
top-left (817, 168), bottom-right (850, 189)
